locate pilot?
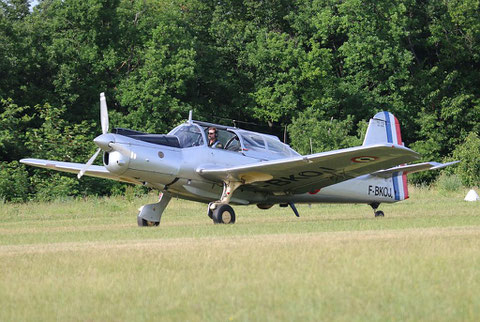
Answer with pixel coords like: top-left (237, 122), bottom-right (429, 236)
top-left (207, 127), bottom-right (223, 148)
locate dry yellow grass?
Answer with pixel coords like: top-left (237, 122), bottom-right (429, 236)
top-left (1, 186), bottom-right (479, 321)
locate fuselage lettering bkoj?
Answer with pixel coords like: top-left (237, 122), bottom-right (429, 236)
top-left (368, 185), bottom-right (393, 198)
top-left (262, 170), bottom-right (325, 187)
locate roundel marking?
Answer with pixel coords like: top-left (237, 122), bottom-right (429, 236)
top-left (158, 151), bottom-right (165, 158)
top-left (351, 156), bottom-right (378, 163)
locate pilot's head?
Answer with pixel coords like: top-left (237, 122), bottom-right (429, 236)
top-left (208, 127), bottom-right (218, 140)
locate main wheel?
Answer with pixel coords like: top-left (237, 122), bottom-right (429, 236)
top-left (374, 210), bottom-right (385, 217)
top-left (137, 216), bottom-right (160, 226)
top-left (212, 204), bottom-right (236, 224)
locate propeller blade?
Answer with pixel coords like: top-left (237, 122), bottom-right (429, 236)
top-left (109, 142), bottom-right (133, 158)
top-left (78, 93), bottom-right (110, 179)
top-left (100, 92), bottom-right (109, 134)
top-left (77, 148), bottom-right (101, 179)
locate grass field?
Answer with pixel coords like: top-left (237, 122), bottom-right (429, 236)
top-left (1, 186), bottom-right (479, 321)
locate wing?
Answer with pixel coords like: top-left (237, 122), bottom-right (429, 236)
top-left (19, 159), bottom-right (142, 185)
top-left (197, 144), bottom-right (420, 194)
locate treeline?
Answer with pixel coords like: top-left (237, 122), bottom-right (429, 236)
top-left (1, 0), bottom-right (479, 202)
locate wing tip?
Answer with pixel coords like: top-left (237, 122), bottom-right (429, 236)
top-left (19, 158), bottom-right (43, 166)
top-left (431, 160), bottom-right (460, 170)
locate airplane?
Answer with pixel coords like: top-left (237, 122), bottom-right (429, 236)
top-left (20, 93), bottom-right (458, 226)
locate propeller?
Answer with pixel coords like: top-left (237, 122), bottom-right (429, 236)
top-left (77, 92), bottom-right (110, 179)
top-left (100, 92), bottom-right (109, 134)
top-left (77, 148), bottom-right (101, 179)
top-left (109, 143), bottom-right (133, 158)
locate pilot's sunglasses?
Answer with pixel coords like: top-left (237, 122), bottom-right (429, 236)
top-left (208, 132), bottom-right (215, 135)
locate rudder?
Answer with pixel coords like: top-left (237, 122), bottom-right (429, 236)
top-left (363, 111), bottom-right (404, 146)
top-left (392, 171), bottom-right (409, 200)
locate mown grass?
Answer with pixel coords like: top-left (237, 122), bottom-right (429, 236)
top-left (1, 186), bottom-right (479, 321)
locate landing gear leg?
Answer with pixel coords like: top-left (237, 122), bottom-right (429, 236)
top-left (208, 180), bottom-right (242, 224)
top-left (370, 202), bottom-right (384, 217)
top-left (137, 193), bottom-right (172, 226)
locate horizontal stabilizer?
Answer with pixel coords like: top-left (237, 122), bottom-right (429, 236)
top-left (372, 161), bottom-right (460, 177)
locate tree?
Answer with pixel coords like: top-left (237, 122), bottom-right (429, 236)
top-left (288, 108), bottom-right (363, 154)
top-left (24, 103), bottom-right (119, 199)
top-left (0, 99), bottom-right (33, 161)
top-left (116, 7), bottom-right (196, 133)
top-left (451, 132), bottom-right (480, 187)
top-left (2, 0), bottom-right (480, 201)
top-left (0, 0), bottom-right (30, 20)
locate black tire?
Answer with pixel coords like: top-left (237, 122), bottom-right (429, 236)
top-left (374, 210), bottom-right (385, 217)
top-left (137, 216), bottom-right (160, 227)
top-left (212, 204), bottom-right (236, 224)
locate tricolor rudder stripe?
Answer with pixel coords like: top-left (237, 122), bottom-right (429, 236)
top-left (363, 111), bottom-right (405, 147)
top-left (392, 171), bottom-right (409, 201)
top-left (383, 111), bottom-right (403, 146)
top-left (402, 172), bottom-right (409, 199)
top-left (364, 111), bottom-right (409, 200)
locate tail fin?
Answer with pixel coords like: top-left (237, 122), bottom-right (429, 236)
top-left (364, 112), bottom-right (408, 199)
top-left (363, 111), bottom-right (404, 146)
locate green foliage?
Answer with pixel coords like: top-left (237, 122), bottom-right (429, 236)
top-left (1, 0), bottom-right (480, 201)
top-left (288, 109), bottom-right (362, 154)
top-left (243, 30), bottom-right (303, 124)
top-left (20, 103), bottom-right (122, 200)
top-left (0, 99), bottom-right (33, 161)
top-left (25, 103), bottom-right (96, 162)
top-left (29, 172), bottom-right (80, 202)
top-left (451, 132), bottom-right (480, 187)
top-left (0, 161), bottom-right (29, 202)
top-left (434, 172), bottom-right (463, 194)
top-left (0, 0), bottom-right (30, 20)
top-left (117, 8), bottom-right (196, 132)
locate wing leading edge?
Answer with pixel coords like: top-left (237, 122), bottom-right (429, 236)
top-left (19, 159), bottom-right (142, 185)
top-left (197, 144), bottom-right (420, 194)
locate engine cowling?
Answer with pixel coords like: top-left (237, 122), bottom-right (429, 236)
top-left (103, 151), bottom-right (129, 175)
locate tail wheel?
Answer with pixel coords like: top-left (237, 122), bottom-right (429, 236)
top-left (374, 211), bottom-right (385, 217)
top-left (370, 203), bottom-right (384, 218)
top-left (212, 204), bottom-right (236, 224)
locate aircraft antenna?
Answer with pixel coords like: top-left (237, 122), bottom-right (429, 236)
top-left (188, 110), bottom-right (193, 124)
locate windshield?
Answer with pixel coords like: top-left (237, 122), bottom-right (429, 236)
top-left (169, 124), bottom-right (205, 148)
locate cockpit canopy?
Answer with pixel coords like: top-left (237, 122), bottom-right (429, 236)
top-left (168, 124), bottom-right (204, 148)
top-left (168, 122), bottom-right (299, 158)
top-left (237, 129), bottom-right (297, 157)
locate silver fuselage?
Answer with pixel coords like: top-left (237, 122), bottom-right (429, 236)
top-left (101, 126), bottom-right (401, 206)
